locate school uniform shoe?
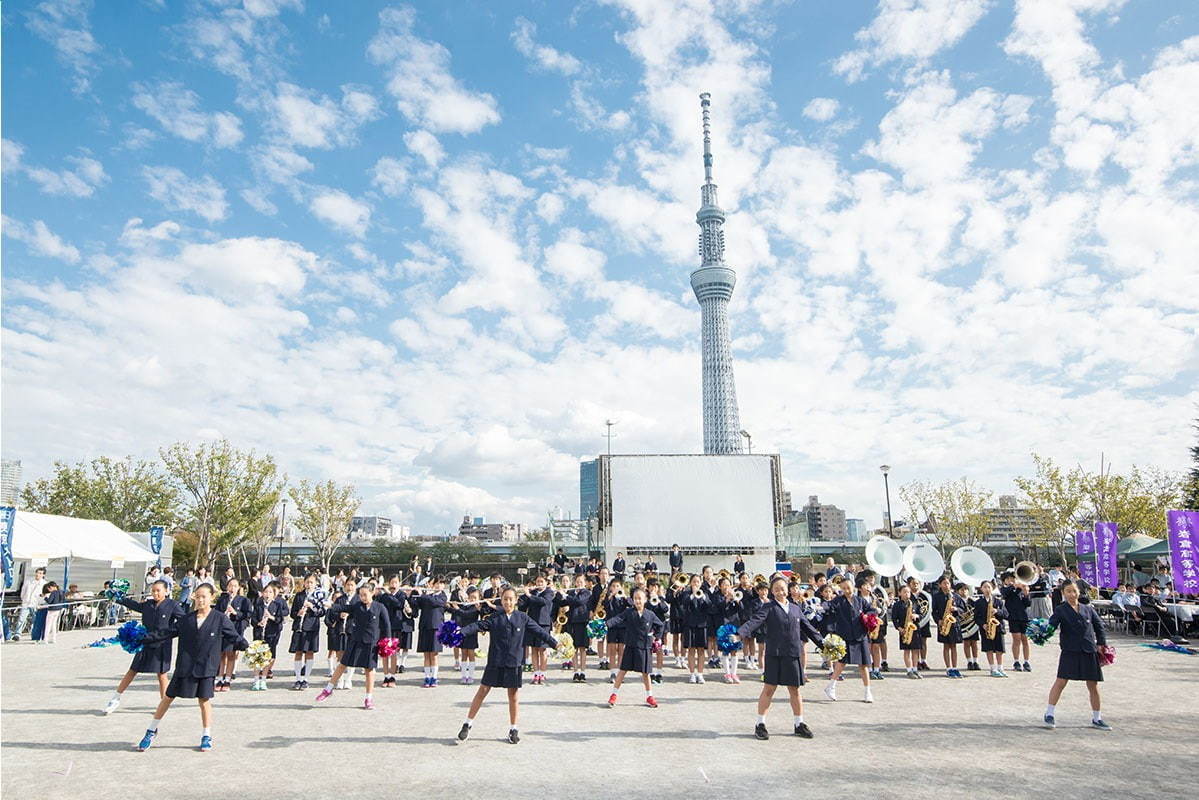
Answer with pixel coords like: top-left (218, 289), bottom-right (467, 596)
top-left (754, 723), bottom-right (769, 740)
top-left (868, 669), bottom-right (881, 680)
top-left (823, 684), bottom-right (837, 701)
top-left (300, 680), bottom-right (309, 690)
top-left (199, 735), bottom-right (212, 752)
top-left (137, 729), bottom-right (157, 751)
top-left (730, 674), bottom-right (741, 684)
top-left (645, 696), bottom-right (658, 708)
top-left (794, 722), bottom-right (813, 738)
top-left (863, 688), bottom-right (874, 703)
top-left (651, 673), bottom-right (662, 684)
top-left (723, 673), bottom-right (734, 684)
top-left (608, 693), bottom-right (618, 707)
top-left (1091, 719), bottom-right (1113, 731)
top-left (1043, 713), bottom-right (1056, 729)
top-left (291, 680), bottom-right (303, 691)
top-left (363, 697), bottom-right (375, 710)
top-left (397, 665), bottom-right (405, 674)
top-left (695, 673), bottom-right (705, 684)
top-left (266, 670), bottom-right (274, 679)
top-left (918, 661), bottom-right (930, 671)
top-left (507, 729), bottom-right (520, 745)
top-left (562, 662), bottom-right (572, 670)
top-left (430, 678), bottom-right (439, 688)
top-left (103, 697), bottom-right (121, 714)
top-left (880, 661), bottom-right (890, 672)
top-left (315, 688), bottom-right (334, 702)
top-left (457, 723), bottom-right (471, 742)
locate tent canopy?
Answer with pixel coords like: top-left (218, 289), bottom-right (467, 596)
top-left (11, 510), bottom-right (157, 562)
top-left (1117, 534), bottom-right (1161, 556)
top-left (1125, 540), bottom-right (1170, 559)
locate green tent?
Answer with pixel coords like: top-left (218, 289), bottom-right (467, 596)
top-left (1125, 539), bottom-right (1170, 559)
top-left (1117, 534), bottom-right (1161, 557)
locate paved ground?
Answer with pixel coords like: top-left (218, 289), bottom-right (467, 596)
top-left (2, 622), bottom-right (1194, 797)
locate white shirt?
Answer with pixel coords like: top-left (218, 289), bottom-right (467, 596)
top-left (259, 572), bottom-right (274, 588)
top-left (1047, 568), bottom-right (1064, 585)
top-left (20, 576), bottom-right (46, 607)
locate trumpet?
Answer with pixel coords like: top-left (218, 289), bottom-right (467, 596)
top-left (612, 585), bottom-right (625, 598)
top-left (692, 589), bottom-right (705, 600)
top-left (717, 569), bottom-right (732, 580)
top-left (938, 594), bottom-right (956, 637)
top-left (732, 590), bottom-right (743, 602)
top-left (901, 600), bottom-right (917, 645)
top-left (671, 574), bottom-right (689, 592)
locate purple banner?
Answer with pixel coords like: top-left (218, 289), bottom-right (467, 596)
top-left (1094, 521), bottom-right (1118, 589)
top-left (1166, 510), bottom-right (1199, 596)
top-left (1075, 529), bottom-right (1097, 585)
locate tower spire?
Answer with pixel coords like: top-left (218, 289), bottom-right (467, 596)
top-left (691, 92), bottom-right (743, 455)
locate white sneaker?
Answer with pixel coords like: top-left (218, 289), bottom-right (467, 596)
top-left (695, 673), bottom-right (705, 685)
top-left (863, 688), bottom-right (874, 703)
top-left (823, 683), bottom-right (837, 702)
top-left (103, 697), bottom-right (120, 715)
top-left (688, 672), bottom-right (697, 684)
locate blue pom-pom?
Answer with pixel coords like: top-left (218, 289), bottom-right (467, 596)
top-left (716, 623), bottom-right (742, 654)
top-left (587, 618), bottom-right (607, 640)
top-left (116, 620), bottom-right (148, 654)
top-left (1025, 618), bottom-right (1057, 646)
top-left (436, 620), bottom-right (463, 647)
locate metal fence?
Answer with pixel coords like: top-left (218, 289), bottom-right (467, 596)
top-left (2, 596), bottom-right (130, 639)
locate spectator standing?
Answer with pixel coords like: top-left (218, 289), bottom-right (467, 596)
top-left (14, 566), bottom-right (47, 639)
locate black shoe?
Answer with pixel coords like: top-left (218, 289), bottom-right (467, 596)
top-left (578, 673), bottom-right (587, 683)
top-left (1024, 663), bottom-right (1032, 672)
top-left (880, 662), bottom-right (889, 672)
top-left (457, 723), bottom-right (471, 742)
top-left (794, 722), bottom-right (813, 739)
top-left (291, 681), bottom-right (302, 691)
top-left (508, 729), bottom-right (520, 745)
top-left (754, 723), bottom-right (769, 740)
top-left (652, 673), bottom-right (662, 684)
top-left (1171, 636), bottom-right (1190, 645)
top-left (587, 648), bottom-right (597, 656)
top-left (397, 665), bottom-right (405, 674)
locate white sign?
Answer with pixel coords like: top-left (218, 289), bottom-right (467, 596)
top-left (110, 558), bottom-right (126, 569)
top-left (31, 556), bottom-right (49, 568)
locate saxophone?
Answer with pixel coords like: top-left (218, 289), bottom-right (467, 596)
top-left (593, 581), bottom-right (610, 621)
top-left (901, 600), bottom-right (917, 645)
top-left (938, 592), bottom-right (956, 637)
top-left (984, 597), bottom-right (999, 639)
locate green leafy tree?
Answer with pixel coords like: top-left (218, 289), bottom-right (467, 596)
top-left (1013, 454), bottom-right (1084, 565)
top-left (160, 440), bottom-right (285, 569)
top-left (20, 456), bottom-right (180, 532)
top-left (358, 539), bottom-right (423, 568)
top-left (288, 479), bottom-right (359, 574)
top-left (429, 537), bottom-right (482, 571)
top-left (899, 477), bottom-right (993, 555)
top-left (1078, 462), bottom-right (1182, 539)
top-left (1186, 415), bottom-right (1199, 510)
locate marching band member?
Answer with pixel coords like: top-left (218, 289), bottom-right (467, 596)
top-left (932, 576), bottom-right (965, 678)
top-left (645, 579), bottom-right (670, 683)
top-left (718, 578), bottom-right (745, 683)
top-left (454, 587), bottom-right (483, 684)
top-left (518, 574), bottom-right (556, 685)
top-left (562, 573), bottom-right (592, 682)
top-left (324, 585), bottom-right (351, 689)
top-left (214, 578), bottom-right (251, 691)
top-left (869, 584), bottom-right (891, 677)
top-left (825, 571), bottom-right (876, 703)
top-left (250, 581), bottom-right (288, 690)
top-left (410, 576), bottom-right (448, 687)
top-left (288, 575), bottom-right (325, 690)
top-left (737, 576), bottom-right (822, 740)
top-left (974, 580), bottom-right (1009, 677)
top-left (134, 583), bottom-right (247, 753)
top-left (456, 586), bottom-right (557, 745)
top-left (603, 587), bottom-right (665, 707)
top-left (602, 577), bottom-right (630, 683)
top-left (375, 577), bottom-right (408, 687)
top-left (700, 566), bottom-right (720, 668)
top-left (667, 574), bottom-right (687, 667)
top-left (1001, 571), bottom-right (1033, 672)
top-left (958, 582), bottom-right (981, 672)
top-left (891, 584), bottom-right (922, 678)
top-left (1043, 579), bottom-right (1111, 731)
top-left (104, 580), bottom-right (185, 714)
top-left (680, 574), bottom-right (712, 683)
top-left (742, 579), bottom-right (767, 671)
top-left (315, 583), bottom-right (391, 709)
top-left (906, 576), bottom-right (933, 671)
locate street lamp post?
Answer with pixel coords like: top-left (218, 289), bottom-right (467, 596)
top-left (740, 429), bottom-right (752, 454)
top-left (276, 498), bottom-right (287, 564)
top-left (879, 465), bottom-right (894, 538)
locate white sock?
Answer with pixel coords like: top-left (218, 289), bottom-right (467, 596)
top-left (147, 719), bottom-right (159, 732)
top-left (1092, 710), bottom-right (1102, 722)
top-left (1046, 704), bottom-right (1056, 716)
top-left (794, 715), bottom-right (804, 725)
top-left (110, 691), bottom-right (122, 701)
top-left (509, 725), bottom-right (518, 733)
top-left (302, 661), bottom-right (311, 679)
top-left (432, 665), bottom-right (439, 679)
top-left (730, 656), bottom-right (739, 676)
top-left (460, 664), bottom-right (467, 676)
top-left (365, 693), bottom-right (373, 700)
top-left (463, 718), bottom-right (473, 727)
top-left (325, 681), bottom-right (335, 691)
top-left (202, 727), bottom-right (210, 736)
top-left (423, 666), bottom-right (431, 678)
top-left (756, 714), bottom-right (766, 724)
top-left (329, 656), bottom-right (339, 677)
top-left (293, 660), bottom-right (302, 679)
top-left (400, 651), bottom-right (408, 667)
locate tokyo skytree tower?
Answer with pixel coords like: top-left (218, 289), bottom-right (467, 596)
top-left (691, 92), bottom-right (743, 455)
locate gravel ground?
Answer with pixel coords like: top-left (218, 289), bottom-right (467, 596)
top-left (2, 622), bottom-right (1193, 797)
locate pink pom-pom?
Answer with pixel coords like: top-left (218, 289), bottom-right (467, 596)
top-left (1098, 644), bottom-right (1116, 667)
top-left (376, 637), bottom-right (400, 657)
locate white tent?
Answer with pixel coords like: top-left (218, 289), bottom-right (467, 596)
top-left (11, 510), bottom-right (157, 562)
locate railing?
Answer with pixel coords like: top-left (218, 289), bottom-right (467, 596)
top-left (2, 596), bottom-right (131, 638)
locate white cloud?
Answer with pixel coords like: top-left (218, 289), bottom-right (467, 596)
top-left (310, 189), bottom-right (371, 237)
top-left (834, 0), bottom-right (994, 81)
top-left (268, 82), bottom-right (380, 149)
top-left (3, 139), bottom-right (108, 197)
top-left (512, 17), bottom-right (581, 76)
top-left (367, 7), bottom-right (501, 134)
top-left (404, 129), bottom-right (444, 168)
top-left (371, 157), bottom-right (409, 197)
top-left (132, 81), bottom-right (244, 147)
top-left (2, 216), bottom-right (82, 263)
top-left (26, 0), bottom-right (101, 93)
top-left (803, 97), bottom-right (840, 121)
top-left (142, 166), bottom-right (229, 222)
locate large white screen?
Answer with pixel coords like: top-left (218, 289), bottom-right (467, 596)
top-left (608, 455), bottom-right (775, 549)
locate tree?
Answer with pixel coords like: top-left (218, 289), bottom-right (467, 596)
top-left (160, 440), bottom-right (285, 569)
top-left (927, 478), bottom-right (994, 555)
top-left (1186, 414), bottom-right (1199, 510)
top-left (288, 478), bottom-right (359, 574)
top-left (1078, 461), bottom-right (1182, 539)
top-left (20, 456), bottom-right (180, 532)
top-left (429, 538), bottom-right (482, 571)
top-left (357, 539), bottom-right (423, 568)
top-left (1013, 453), bottom-right (1084, 565)
top-left (898, 479), bottom-right (936, 537)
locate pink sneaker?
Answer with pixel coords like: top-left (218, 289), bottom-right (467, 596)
top-left (731, 674), bottom-right (741, 684)
top-left (363, 697), bottom-right (375, 711)
top-left (314, 688), bottom-right (333, 703)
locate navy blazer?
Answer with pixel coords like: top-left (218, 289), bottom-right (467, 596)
top-left (460, 610), bottom-right (556, 668)
top-left (118, 596), bottom-right (185, 634)
top-left (738, 598), bottom-right (823, 657)
top-left (828, 594), bottom-right (873, 643)
top-left (645, 597), bottom-right (670, 625)
top-left (931, 590), bottom-right (969, 629)
top-left (679, 591), bottom-right (712, 628)
top-left (43, 590), bottom-right (67, 610)
top-left (644, 560), bottom-right (658, 572)
top-left (1000, 585), bottom-right (1031, 624)
top-left (714, 594), bottom-right (743, 626)
top-left (410, 591), bottom-right (447, 631)
top-left (733, 560), bottom-right (746, 574)
top-left (562, 588), bottom-right (591, 624)
top-left (603, 593), bottom-right (630, 620)
top-left (605, 608), bottom-right (664, 650)
top-left (612, 558), bottom-right (626, 574)
top-left (1049, 602), bottom-right (1107, 653)
top-left (669, 551), bottom-right (683, 569)
top-left (252, 597), bottom-right (288, 638)
top-left (519, 587), bottom-right (555, 627)
top-left (215, 593), bottom-right (253, 633)
top-left (290, 590), bottom-right (326, 632)
top-left (147, 610), bottom-right (247, 678)
top-left (376, 591), bottom-right (414, 633)
top-left (973, 595), bottom-right (1008, 630)
top-left (333, 599), bottom-right (392, 644)
top-left (890, 598), bottom-right (913, 629)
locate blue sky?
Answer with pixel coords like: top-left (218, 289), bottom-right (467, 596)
top-left (3, 0), bottom-right (1197, 535)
